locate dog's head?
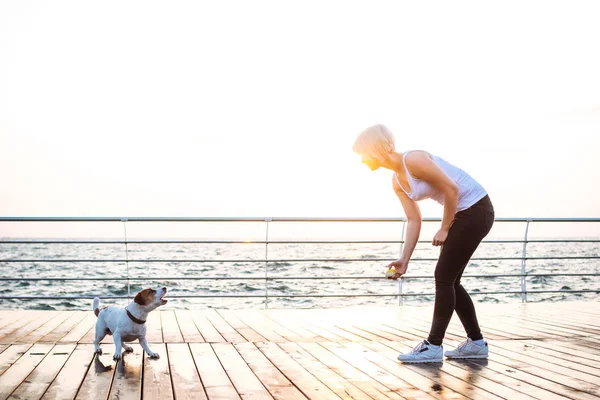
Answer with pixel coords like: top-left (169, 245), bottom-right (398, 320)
top-left (133, 287), bottom-right (168, 311)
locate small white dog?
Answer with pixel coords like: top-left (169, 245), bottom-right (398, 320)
top-left (93, 287), bottom-right (168, 360)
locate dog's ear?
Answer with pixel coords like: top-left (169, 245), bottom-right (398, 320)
top-left (134, 289), bottom-right (150, 305)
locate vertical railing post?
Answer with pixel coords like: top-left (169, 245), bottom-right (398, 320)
top-left (121, 218), bottom-right (130, 302)
top-left (521, 220), bottom-right (531, 303)
top-left (398, 220), bottom-right (406, 306)
top-left (264, 217), bottom-right (272, 309)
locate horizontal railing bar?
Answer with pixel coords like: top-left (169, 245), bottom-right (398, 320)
top-left (2, 256), bottom-right (598, 263)
top-left (1, 289), bottom-right (599, 300)
top-left (2, 239), bottom-right (599, 245)
top-left (2, 217), bottom-right (600, 223)
top-left (1, 273), bottom-right (599, 281)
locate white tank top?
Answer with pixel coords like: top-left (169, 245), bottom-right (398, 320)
top-left (395, 151), bottom-right (487, 211)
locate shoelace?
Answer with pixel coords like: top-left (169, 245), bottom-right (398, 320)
top-left (456, 339), bottom-right (471, 351)
top-left (411, 340), bottom-right (428, 353)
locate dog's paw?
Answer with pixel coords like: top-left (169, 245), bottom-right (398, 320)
top-left (147, 352), bottom-right (160, 359)
top-left (113, 353), bottom-right (121, 361)
top-left (124, 346), bottom-right (134, 353)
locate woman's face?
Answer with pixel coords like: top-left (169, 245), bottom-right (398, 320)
top-left (361, 156), bottom-right (380, 171)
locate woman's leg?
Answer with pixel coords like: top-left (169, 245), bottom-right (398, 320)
top-left (427, 197), bottom-right (494, 345)
top-left (454, 282), bottom-right (484, 341)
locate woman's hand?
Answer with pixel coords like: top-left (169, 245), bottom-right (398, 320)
top-left (432, 229), bottom-right (449, 247)
top-left (387, 258), bottom-right (409, 280)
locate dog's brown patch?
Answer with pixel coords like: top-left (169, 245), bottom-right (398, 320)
top-left (134, 288), bottom-right (156, 306)
top-left (94, 305), bottom-right (108, 317)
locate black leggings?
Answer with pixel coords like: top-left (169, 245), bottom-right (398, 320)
top-left (427, 195), bottom-right (494, 346)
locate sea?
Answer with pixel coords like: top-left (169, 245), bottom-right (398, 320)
top-left (1, 238), bottom-right (599, 310)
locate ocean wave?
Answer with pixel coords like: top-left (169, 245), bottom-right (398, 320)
top-left (1, 241), bottom-right (598, 310)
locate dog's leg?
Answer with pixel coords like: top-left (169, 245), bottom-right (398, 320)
top-left (121, 341), bottom-right (134, 353)
top-left (113, 333), bottom-right (123, 360)
top-left (93, 322), bottom-right (107, 355)
top-left (139, 337), bottom-right (159, 359)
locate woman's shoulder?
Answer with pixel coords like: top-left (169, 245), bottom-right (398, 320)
top-left (404, 150), bottom-right (433, 163)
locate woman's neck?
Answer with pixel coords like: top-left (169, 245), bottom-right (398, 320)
top-left (382, 152), bottom-right (405, 173)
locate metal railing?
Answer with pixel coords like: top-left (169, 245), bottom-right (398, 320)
top-left (1, 217), bottom-right (599, 307)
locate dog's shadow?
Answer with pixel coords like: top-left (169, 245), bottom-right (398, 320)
top-left (94, 354), bottom-right (113, 373)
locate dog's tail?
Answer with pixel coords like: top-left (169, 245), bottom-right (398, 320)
top-left (93, 297), bottom-right (100, 317)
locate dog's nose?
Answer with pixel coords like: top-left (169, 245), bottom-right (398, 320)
top-left (162, 287), bottom-right (167, 291)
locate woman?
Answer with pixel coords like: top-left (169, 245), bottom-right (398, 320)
top-left (353, 124), bottom-right (494, 363)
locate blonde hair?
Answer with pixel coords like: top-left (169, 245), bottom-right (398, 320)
top-left (352, 124), bottom-right (395, 160)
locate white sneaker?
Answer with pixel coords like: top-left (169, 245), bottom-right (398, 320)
top-left (444, 338), bottom-right (489, 359)
top-left (398, 340), bottom-right (443, 363)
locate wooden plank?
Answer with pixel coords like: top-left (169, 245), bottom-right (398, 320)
top-left (145, 311), bottom-right (163, 343)
top-left (278, 342), bottom-right (372, 400)
top-left (515, 308), bottom-right (600, 331)
top-left (0, 345), bottom-right (32, 377)
top-left (174, 310), bottom-right (204, 343)
top-left (487, 315), bottom-right (577, 338)
top-left (142, 343), bottom-right (174, 400)
top-left (500, 313), bottom-right (600, 337)
top-left (203, 309), bottom-right (246, 343)
top-left (531, 338), bottom-right (600, 360)
top-left (189, 343), bottom-right (240, 399)
top-left (59, 314), bottom-right (97, 343)
top-left (263, 311), bottom-right (324, 342)
top-left (75, 345), bottom-right (117, 400)
top-left (0, 312), bottom-right (46, 342)
top-left (321, 341), bottom-right (466, 400)
top-left (492, 340), bottom-right (600, 379)
top-left (78, 323), bottom-right (97, 345)
top-left (481, 353), bottom-right (600, 400)
top-left (0, 312), bottom-right (33, 331)
top-left (229, 311), bottom-right (287, 342)
top-left (190, 311), bottom-right (226, 343)
top-left (486, 346), bottom-right (600, 398)
top-left (254, 341), bottom-right (340, 400)
top-left (305, 321), bottom-right (369, 342)
top-left (108, 346), bottom-right (143, 400)
top-left (575, 337), bottom-right (600, 351)
top-left (245, 310), bottom-right (304, 342)
top-left (166, 343), bottom-right (207, 400)
top-left (446, 356), bottom-right (582, 400)
top-left (15, 312), bottom-right (74, 345)
top-left (0, 346), bottom-right (7, 355)
top-left (233, 342), bottom-right (307, 400)
top-left (297, 342), bottom-right (404, 400)
top-left (39, 312), bottom-right (88, 343)
top-left (41, 344), bottom-right (95, 400)
top-left (217, 310), bottom-right (267, 343)
top-left (212, 343), bottom-right (273, 399)
top-left (329, 324), bottom-right (389, 342)
top-left (8, 344), bottom-right (75, 400)
top-left (525, 314), bottom-right (600, 336)
top-left (293, 323), bottom-right (351, 343)
top-left (0, 312), bottom-right (62, 345)
top-left (160, 310), bottom-right (184, 343)
top-left (351, 323), bottom-right (414, 342)
top-left (0, 343), bottom-right (54, 400)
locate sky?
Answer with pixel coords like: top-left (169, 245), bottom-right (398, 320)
top-left (1, 1), bottom-right (599, 238)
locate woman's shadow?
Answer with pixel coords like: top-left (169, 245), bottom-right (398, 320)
top-left (409, 359), bottom-right (489, 394)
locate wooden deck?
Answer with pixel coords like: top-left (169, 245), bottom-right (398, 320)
top-left (0, 301), bottom-right (599, 399)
